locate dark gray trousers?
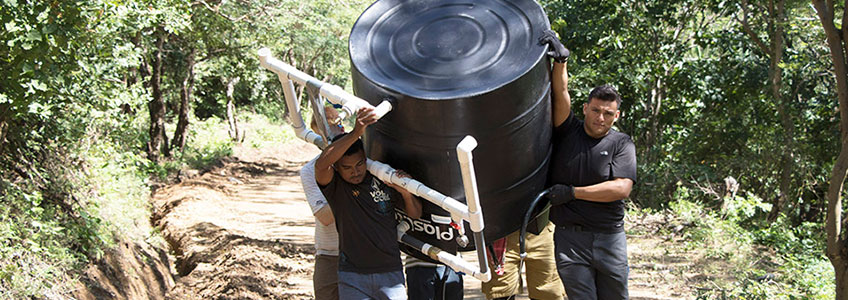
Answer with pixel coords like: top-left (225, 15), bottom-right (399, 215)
top-left (553, 226), bottom-right (628, 300)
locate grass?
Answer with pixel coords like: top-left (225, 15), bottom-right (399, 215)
top-left (237, 112), bottom-right (300, 150)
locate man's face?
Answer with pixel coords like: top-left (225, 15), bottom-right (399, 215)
top-left (335, 150), bottom-right (367, 184)
top-left (582, 98), bottom-right (620, 138)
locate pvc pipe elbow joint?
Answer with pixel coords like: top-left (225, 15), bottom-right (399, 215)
top-left (257, 48), bottom-right (272, 66)
top-left (468, 210), bottom-right (485, 232)
top-left (456, 136), bottom-right (478, 162)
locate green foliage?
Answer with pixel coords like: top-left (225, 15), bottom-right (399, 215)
top-left (81, 116), bottom-right (154, 243)
top-left (239, 113), bottom-right (299, 150)
top-left (146, 112), bottom-right (296, 177)
top-left (1, 0), bottom-right (87, 112)
top-left (0, 72), bottom-right (154, 300)
top-left (665, 186), bottom-right (833, 299)
top-left (0, 183), bottom-right (78, 298)
top-left (175, 116), bottom-right (235, 170)
top-left (754, 218), bottom-right (825, 259)
top-left (723, 192), bottom-right (772, 226)
top-left (694, 255), bottom-right (834, 299)
top-left (186, 0), bottom-right (370, 120)
top-left (0, 0), bottom-right (171, 295)
top-left (669, 195), bottom-right (754, 260)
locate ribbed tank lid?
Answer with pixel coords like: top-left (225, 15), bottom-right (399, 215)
top-left (349, 0), bottom-right (550, 100)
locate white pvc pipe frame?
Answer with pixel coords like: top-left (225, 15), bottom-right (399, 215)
top-left (258, 47), bottom-right (392, 148)
top-left (258, 48), bottom-right (491, 282)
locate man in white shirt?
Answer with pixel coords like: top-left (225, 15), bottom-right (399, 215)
top-left (301, 158), bottom-right (340, 300)
top-left (299, 105), bottom-right (345, 300)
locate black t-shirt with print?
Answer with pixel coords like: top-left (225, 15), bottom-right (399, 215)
top-left (321, 172), bottom-right (404, 273)
top-left (549, 111), bottom-right (637, 233)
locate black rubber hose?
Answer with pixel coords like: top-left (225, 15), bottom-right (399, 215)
top-left (399, 232), bottom-right (427, 251)
top-left (519, 189), bottom-right (551, 256)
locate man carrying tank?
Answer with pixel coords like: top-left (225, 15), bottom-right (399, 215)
top-left (299, 105), bottom-right (345, 300)
top-left (540, 30), bottom-right (637, 300)
top-left (315, 106), bottom-right (423, 299)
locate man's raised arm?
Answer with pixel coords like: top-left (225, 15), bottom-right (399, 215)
top-left (539, 30), bottom-right (571, 127)
top-left (314, 107), bottom-right (377, 186)
top-left (551, 62), bottom-right (571, 127)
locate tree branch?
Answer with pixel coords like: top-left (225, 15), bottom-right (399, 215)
top-left (192, 0), bottom-right (260, 23)
top-left (739, 0), bottom-right (773, 58)
top-left (197, 48), bottom-right (229, 62)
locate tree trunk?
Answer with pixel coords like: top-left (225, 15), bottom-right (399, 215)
top-left (740, 0), bottom-right (792, 223)
top-left (643, 71), bottom-right (668, 164)
top-left (812, 0), bottom-right (848, 298)
top-left (172, 47), bottom-right (195, 152)
top-left (773, 0), bottom-right (794, 223)
top-left (826, 138), bottom-right (848, 299)
top-left (147, 29), bottom-right (167, 163)
top-left (226, 77), bottom-right (242, 142)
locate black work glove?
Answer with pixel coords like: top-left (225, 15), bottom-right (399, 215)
top-left (539, 29), bottom-right (570, 63)
top-left (545, 184), bottom-right (575, 206)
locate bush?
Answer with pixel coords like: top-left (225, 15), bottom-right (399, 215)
top-left (668, 185), bottom-right (833, 299)
top-left (0, 185), bottom-right (78, 299)
top-left (0, 95), bottom-right (159, 298)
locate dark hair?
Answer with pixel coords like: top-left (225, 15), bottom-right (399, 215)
top-left (330, 133), bottom-right (364, 156)
top-left (587, 85), bottom-right (622, 107)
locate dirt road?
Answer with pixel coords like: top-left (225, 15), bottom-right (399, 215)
top-left (151, 140), bottom-right (692, 299)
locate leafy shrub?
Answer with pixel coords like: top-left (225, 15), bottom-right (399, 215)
top-left (180, 116), bottom-right (236, 169)
top-left (240, 113), bottom-right (298, 149)
top-left (0, 185), bottom-right (78, 299)
top-left (670, 185), bottom-right (833, 299)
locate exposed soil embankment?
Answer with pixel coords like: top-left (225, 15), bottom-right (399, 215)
top-left (72, 241), bottom-right (173, 300)
top-left (150, 143), bottom-right (320, 299)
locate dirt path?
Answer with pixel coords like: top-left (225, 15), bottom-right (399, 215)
top-left (150, 141), bottom-right (320, 299)
top-left (152, 140), bottom-right (696, 299)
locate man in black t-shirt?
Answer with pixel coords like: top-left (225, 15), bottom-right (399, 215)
top-left (541, 33), bottom-right (637, 300)
top-left (315, 107), bottom-right (423, 299)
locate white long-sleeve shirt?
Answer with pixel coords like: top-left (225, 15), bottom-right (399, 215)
top-left (300, 158), bottom-right (339, 256)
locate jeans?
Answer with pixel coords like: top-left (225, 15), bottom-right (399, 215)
top-left (405, 265), bottom-right (463, 300)
top-left (338, 270), bottom-right (407, 300)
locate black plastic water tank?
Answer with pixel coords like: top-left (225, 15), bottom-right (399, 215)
top-left (350, 0), bottom-right (552, 251)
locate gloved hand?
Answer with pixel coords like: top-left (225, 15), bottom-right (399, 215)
top-left (545, 184), bottom-right (575, 206)
top-left (539, 29), bottom-right (570, 63)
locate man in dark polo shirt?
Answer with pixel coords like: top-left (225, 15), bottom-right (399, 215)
top-left (541, 32), bottom-right (637, 300)
top-left (315, 107), bottom-right (423, 299)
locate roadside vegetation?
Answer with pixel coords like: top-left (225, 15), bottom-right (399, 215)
top-left (0, 106), bottom-right (297, 298)
top-left (628, 186), bottom-right (833, 299)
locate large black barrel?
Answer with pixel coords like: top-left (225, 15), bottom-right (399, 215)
top-left (350, 0), bottom-right (552, 253)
